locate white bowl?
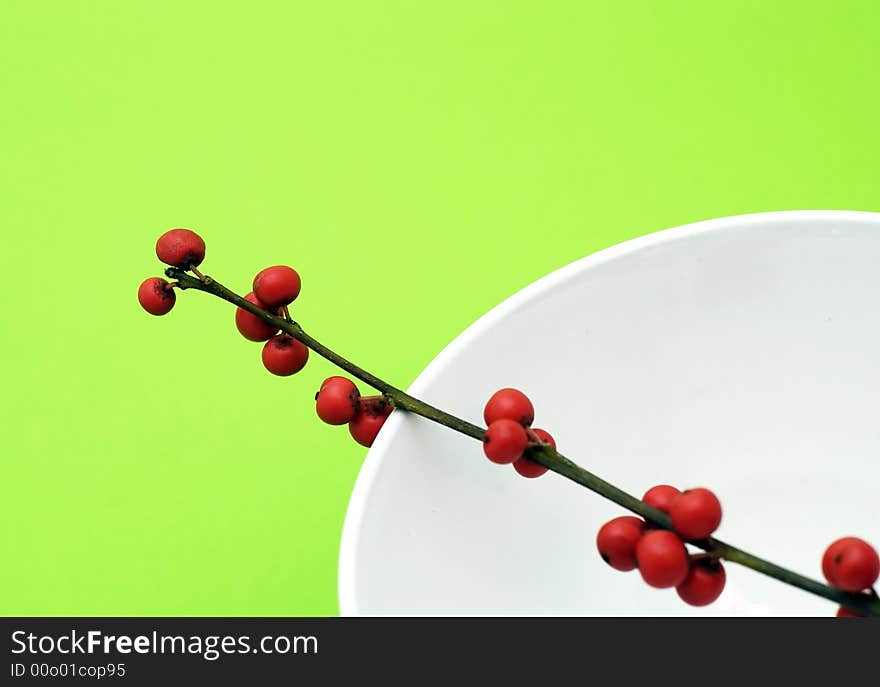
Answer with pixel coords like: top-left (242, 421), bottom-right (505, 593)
top-left (339, 211), bottom-right (880, 616)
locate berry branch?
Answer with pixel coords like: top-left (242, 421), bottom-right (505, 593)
top-left (143, 229), bottom-right (880, 617)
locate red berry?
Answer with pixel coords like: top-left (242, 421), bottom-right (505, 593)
top-left (676, 556), bottom-right (726, 606)
top-left (635, 530), bottom-right (689, 588)
top-left (642, 484), bottom-right (681, 514)
top-left (316, 376), bottom-right (360, 425)
top-left (512, 428), bottom-right (555, 478)
top-left (513, 457), bottom-right (547, 478)
top-left (596, 516), bottom-right (645, 571)
top-left (348, 398), bottom-right (393, 447)
top-left (261, 335), bottom-right (308, 376)
top-left (155, 228), bottom-right (205, 268)
top-left (669, 488), bottom-right (722, 540)
top-left (483, 388), bottom-right (535, 427)
top-left (483, 419), bottom-right (528, 464)
top-left (836, 606), bottom-right (866, 618)
top-left (235, 292), bottom-right (279, 342)
top-left (253, 265), bottom-right (302, 308)
top-left (822, 537), bottom-right (880, 592)
top-left (138, 277), bottom-right (176, 316)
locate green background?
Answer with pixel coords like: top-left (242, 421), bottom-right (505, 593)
top-left (1, 1), bottom-right (877, 615)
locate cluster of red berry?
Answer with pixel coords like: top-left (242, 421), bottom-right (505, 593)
top-left (596, 485), bottom-right (726, 606)
top-left (822, 537), bottom-right (879, 617)
top-left (235, 265), bottom-right (308, 376)
top-left (139, 229), bottom-right (396, 448)
top-left (480, 388), bottom-right (555, 478)
top-left (315, 376), bottom-right (393, 447)
top-left (138, 229), bottom-right (310, 376)
top-left (137, 228), bottom-right (206, 316)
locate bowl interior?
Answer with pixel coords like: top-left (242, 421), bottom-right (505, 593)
top-left (340, 211), bottom-right (880, 615)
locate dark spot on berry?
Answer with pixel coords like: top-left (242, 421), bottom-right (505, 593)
top-left (693, 555), bottom-right (721, 573)
top-left (314, 391), bottom-right (320, 401)
top-left (361, 396), bottom-right (391, 417)
top-left (835, 553), bottom-right (843, 565)
top-left (600, 552), bottom-right (610, 564)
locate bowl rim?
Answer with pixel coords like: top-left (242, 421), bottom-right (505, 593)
top-left (337, 209), bottom-right (880, 615)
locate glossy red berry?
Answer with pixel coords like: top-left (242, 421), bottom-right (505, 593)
top-left (483, 388), bottom-right (534, 427)
top-left (316, 377), bottom-right (360, 425)
top-left (669, 488), bottom-right (722, 540)
top-left (635, 530), bottom-right (689, 588)
top-left (349, 398), bottom-right (393, 447)
top-left (513, 428), bottom-right (555, 478)
top-left (676, 556), bottom-right (726, 606)
top-left (138, 277), bottom-right (176, 316)
top-left (822, 537), bottom-right (880, 592)
top-left (235, 292), bottom-right (279, 342)
top-left (261, 335), bottom-right (309, 376)
top-left (483, 419), bottom-right (528, 464)
top-left (512, 459), bottom-right (546, 479)
top-left (596, 516), bottom-right (645, 571)
top-left (253, 265), bottom-right (302, 308)
top-left (155, 228), bottom-right (205, 268)
top-left (642, 484), bottom-right (681, 514)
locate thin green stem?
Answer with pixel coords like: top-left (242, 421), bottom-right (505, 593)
top-left (167, 267), bottom-right (880, 617)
